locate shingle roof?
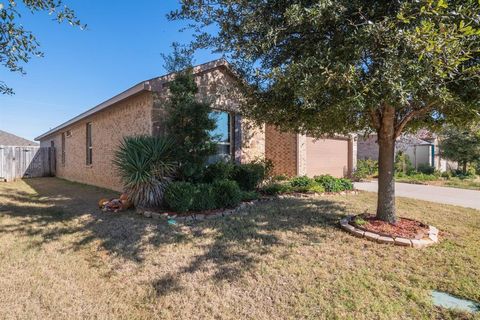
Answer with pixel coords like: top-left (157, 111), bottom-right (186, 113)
top-left (0, 130), bottom-right (38, 146)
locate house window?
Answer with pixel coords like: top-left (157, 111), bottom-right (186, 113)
top-left (61, 132), bottom-right (66, 166)
top-left (86, 122), bottom-right (93, 165)
top-left (209, 111), bottom-right (232, 161)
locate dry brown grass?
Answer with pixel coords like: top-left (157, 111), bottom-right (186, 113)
top-left (0, 177), bottom-right (479, 320)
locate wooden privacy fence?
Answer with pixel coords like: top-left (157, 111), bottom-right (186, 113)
top-left (0, 146), bottom-right (55, 182)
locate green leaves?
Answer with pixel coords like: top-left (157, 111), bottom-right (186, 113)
top-left (171, 0), bottom-right (479, 136)
top-left (113, 136), bottom-right (176, 208)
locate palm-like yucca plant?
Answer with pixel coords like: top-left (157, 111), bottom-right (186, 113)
top-left (113, 136), bottom-right (176, 208)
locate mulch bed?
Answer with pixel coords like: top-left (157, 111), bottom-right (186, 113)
top-left (352, 215), bottom-right (430, 239)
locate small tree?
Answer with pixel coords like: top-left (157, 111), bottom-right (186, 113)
top-left (440, 126), bottom-right (480, 174)
top-left (163, 45), bottom-right (217, 181)
top-left (1, 0), bottom-right (84, 94)
top-left (171, 0), bottom-right (480, 223)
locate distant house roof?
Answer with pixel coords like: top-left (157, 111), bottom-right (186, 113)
top-left (0, 130), bottom-right (38, 146)
top-left (35, 59), bottom-right (234, 141)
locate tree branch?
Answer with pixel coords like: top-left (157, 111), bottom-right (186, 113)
top-left (369, 108), bottom-right (381, 131)
top-left (394, 102), bottom-right (436, 138)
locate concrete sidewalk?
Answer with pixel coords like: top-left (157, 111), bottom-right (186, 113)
top-left (354, 181), bottom-right (480, 210)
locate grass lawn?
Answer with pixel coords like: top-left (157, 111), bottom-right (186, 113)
top-left (0, 178), bottom-right (479, 320)
top-left (395, 176), bottom-right (480, 191)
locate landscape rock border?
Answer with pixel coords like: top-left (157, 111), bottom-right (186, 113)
top-left (340, 215), bottom-right (439, 248)
top-left (133, 190), bottom-right (360, 223)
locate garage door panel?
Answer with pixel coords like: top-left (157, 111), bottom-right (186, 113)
top-left (306, 138), bottom-right (348, 177)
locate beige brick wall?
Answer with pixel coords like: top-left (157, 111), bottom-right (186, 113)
top-left (40, 66), bottom-right (265, 192)
top-left (40, 92), bottom-right (153, 191)
top-left (265, 125), bottom-right (297, 177)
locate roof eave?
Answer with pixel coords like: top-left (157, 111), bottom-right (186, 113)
top-left (35, 82), bottom-right (147, 141)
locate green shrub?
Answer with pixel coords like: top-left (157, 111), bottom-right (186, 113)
top-left (164, 181), bottom-right (196, 212)
top-left (191, 183), bottom-right (216, 211)
top-left (240, 190), bottom-right (260, 202)
top-left (288, 176), bottom-right (325, 193)
top-left (395, 152), bottom-right (414, 175)
top-left (417, 163), bottom-right (435, 175)
top-left (203, 161), bottom-right (235, 183)
top-left (113, 135), bottom-right (176, 208)
top-left (306, 183), bottom-right (325, 193)
top-left (272, 174), bottom-right (289, 181)
top-left (212, 180), bottom-right (242, 208)
top-left (339, 178), bottom-right (354, 191)
top-left (232, 163), bottom-right (266, 191)
top-left (353, 159), bottom-right (378, 181)
top-left (260, 182), bottom-right (291, 195)
top-left (395, 173), bottom-right (438, 183)
top-left (441, 170), bottom-right (452, 179)
top-left (314, 175), bottom-right (344, 192)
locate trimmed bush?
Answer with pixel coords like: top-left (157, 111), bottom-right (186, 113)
top-left (232, 163), bottom-right (266, 191)
top-left (289, 176), bottom-right (324, 193)
top-left (240, 190), bottom-right (260, 202)
top-left (191, 183), bottom-right (216, 211)
top-left (339, 178), bottom-right (354, 191)
top-left (164, 181), bottom-right (196, 212)
top-left (212, 180), bottom-right (242, 208)
top-left (203, 161), bottom-right (235, 183)
top-left (314, 175), bottom-right (353, 192)
top-left (353, 159), bottom-right (378, 181)
top-left (260, 182), bottom-right (291, 195)
top-left (417, 163), bottom-right (435, 175)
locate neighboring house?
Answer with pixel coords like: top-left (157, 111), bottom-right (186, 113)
top-left (36, 59), bottom-right (356, 191)
top-left (357, 131), bottom-right (456, 172)
top-left (0, 130), bottom-right (38, 147)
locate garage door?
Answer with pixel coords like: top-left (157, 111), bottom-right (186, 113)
top-left (306, 138), bottom-right (349, 177)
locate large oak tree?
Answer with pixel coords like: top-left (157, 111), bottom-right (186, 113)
top-left (170, 0), bottom-right (480, 223)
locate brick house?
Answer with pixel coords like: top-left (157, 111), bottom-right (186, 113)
top-left (36, 59), bottom-right (357, 191)
top-left (357, 131), bottom-right (456, 172)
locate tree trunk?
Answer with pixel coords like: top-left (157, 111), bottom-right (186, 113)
top-left (376, 105), bottom-right (397, 224)
top-left (462, 161), bottom-right (467, 174)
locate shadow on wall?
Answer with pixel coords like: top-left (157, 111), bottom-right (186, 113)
top-left (0, 177), bottom-right (347, 297)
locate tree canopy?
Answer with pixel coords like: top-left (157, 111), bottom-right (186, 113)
top-left (170, 0), bottom-right (479, 136)
top-left (170, 0), bottom-right (480, 222)
top-left (0, 0), bottom-right (83, 94)
top-left (440, 125), bottom-right (480, 173)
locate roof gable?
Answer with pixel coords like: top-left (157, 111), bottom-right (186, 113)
top-left (35, 59), bottom-right (236, 141)
top-left (0, 130), bottom-right (38, 146)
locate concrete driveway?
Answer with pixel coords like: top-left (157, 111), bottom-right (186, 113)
top-left (354, 181), bottom-right (480, 210)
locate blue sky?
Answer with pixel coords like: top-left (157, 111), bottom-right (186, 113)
top-left (0, 1), bottom-right (219, 140)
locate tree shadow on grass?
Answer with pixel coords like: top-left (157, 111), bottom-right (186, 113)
top-left (1, 178), bottom-right (348, 295)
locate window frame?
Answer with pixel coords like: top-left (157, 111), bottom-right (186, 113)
top-left (61, 132), bottom-right (66, 166)
top-left (210, 110), bottom-right (234, 161)
top-left (86, 122), bottom-right (93, 165)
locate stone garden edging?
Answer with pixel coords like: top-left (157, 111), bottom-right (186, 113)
top-left (340, 215), bottom-right (439, 248)
top-left (134, 190), bottom-right (360, 223)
